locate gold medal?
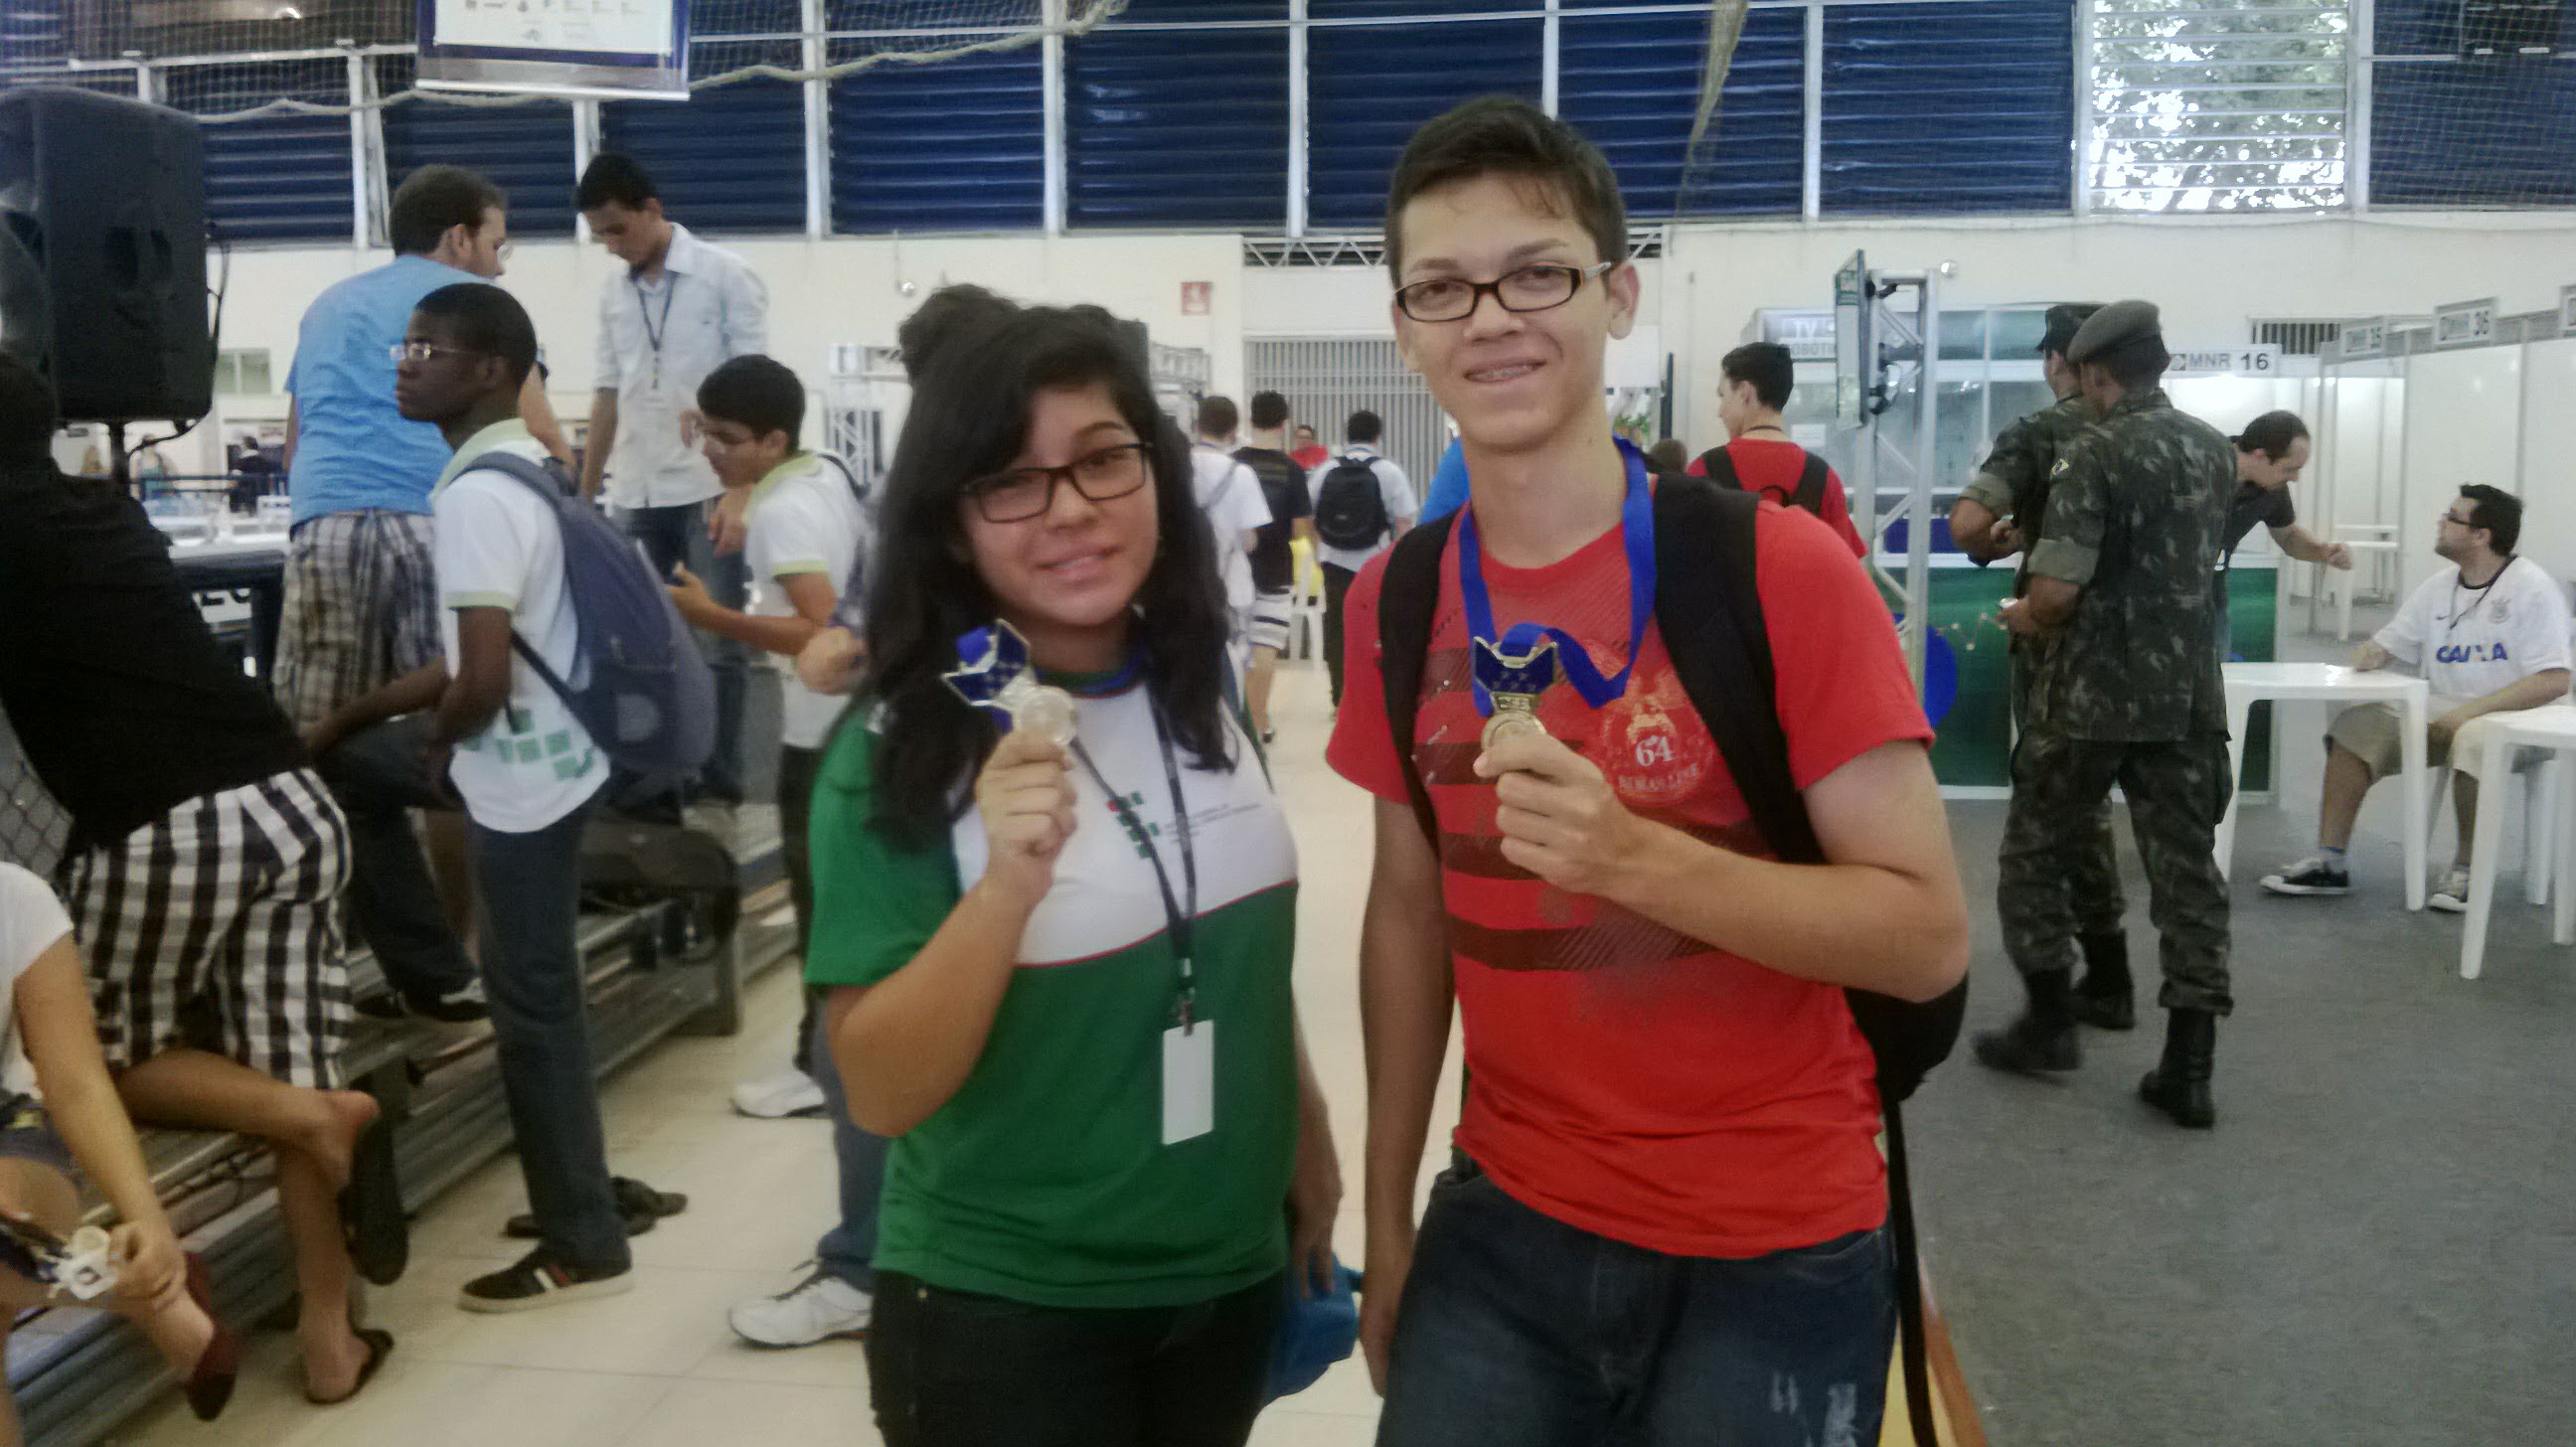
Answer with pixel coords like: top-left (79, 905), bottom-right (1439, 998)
top-left (1481, 697), bottom-right (1546, 752)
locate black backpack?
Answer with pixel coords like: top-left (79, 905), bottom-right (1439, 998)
top-left (1698, 444), bottom-right (1831, 520)
top-left (1313, 452), bottom-right (1392, 551)
top-left (1374, 475), bottom-right (1962, 1446)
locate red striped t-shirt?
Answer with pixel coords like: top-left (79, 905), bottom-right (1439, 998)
top-left (1327, 494), bottom-right (1930, 1257)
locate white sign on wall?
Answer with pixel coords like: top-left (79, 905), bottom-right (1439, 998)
top-left (2560, 285), bottom-right (2576, 337)
top-left (2166, 344), bottom-right (2281, 377)
top-left (2433, 298), bottom-right (2497, 350)
top-left (2337, 317), bottom-right (2390, 360)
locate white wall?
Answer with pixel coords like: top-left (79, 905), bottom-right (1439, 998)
top-left (2517, 340), bottom-right (2576, 598)
top-left (2398, 347), bottom-right (2527, 600)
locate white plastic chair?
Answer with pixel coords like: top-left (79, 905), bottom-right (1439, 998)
top-left (2427, 755), bottom-right (2561, 907)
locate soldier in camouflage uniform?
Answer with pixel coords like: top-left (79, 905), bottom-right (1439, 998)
top-left (1947, 302), bottom-right (2139, 1031)
top-left (1972, 300), bottom-right (2236, 1130)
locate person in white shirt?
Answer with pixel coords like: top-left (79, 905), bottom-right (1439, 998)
top-left (381, 283), bottom-right (644, 1312)
top-left (1190, 397), bottom-right (1272, 678)
top-left (2264, 484), bottom-right (2573, 908)
top-left (661, 357), bottom-right (889, 1351)
top-left (1310, 408), bottom-right (1417, 704)
top-left (0, 864), bottom-right (240, 1427)
top-left (574, 154), bottom-right (769, 814)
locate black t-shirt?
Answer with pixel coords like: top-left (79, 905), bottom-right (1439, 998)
top-left (2220, 481), bottom-right (2298, 563)
top-left (0, 454), bottom-right (305, 850)
top-left (1233, 446), bottom-right (1312, 594)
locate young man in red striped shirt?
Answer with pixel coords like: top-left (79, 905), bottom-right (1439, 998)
top-left (1331, 96), bottom-right (1968, 1447)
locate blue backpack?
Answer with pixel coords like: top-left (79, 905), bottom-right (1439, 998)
top-left (464, 451), bottom-right (716, 790)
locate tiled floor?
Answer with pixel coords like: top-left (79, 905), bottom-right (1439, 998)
top-left (111, 660), bottom-right (1450, 1447)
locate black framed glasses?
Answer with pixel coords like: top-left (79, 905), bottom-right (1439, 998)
top-left (1394, 261), bottom-right (1617, 323)
top-left (388, 341), bottom-right (484, 365)
top-left (965, 441), bottom-right (1153, 523)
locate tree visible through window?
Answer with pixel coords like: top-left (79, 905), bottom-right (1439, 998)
top-left (2089, 0), bottom-right (2349, 212)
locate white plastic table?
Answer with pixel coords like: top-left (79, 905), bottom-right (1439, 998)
top-left (2217, 663), bottom-right (2430, 911)
top-left (2458, 705), bottom-right (2576, 979)
top-left (2327, 541), bottom-right (2402, 641)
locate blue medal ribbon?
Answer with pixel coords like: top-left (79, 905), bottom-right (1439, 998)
top-left (941, 621), bottom-right (1035, 720)
top-left (1457, 439), bottom-right (1657, 717)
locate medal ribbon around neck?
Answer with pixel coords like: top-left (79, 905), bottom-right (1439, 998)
top-left (1456, 439), bottom-right (1657, 719)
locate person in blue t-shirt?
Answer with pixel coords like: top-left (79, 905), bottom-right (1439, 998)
top-left (276, 165), bottom-right (570, 740)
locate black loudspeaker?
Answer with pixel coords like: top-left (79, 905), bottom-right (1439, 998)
top-left (0, 87), bottom-right (212, 424)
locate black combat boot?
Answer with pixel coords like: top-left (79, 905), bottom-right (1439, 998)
top-left (2138, 1008), bottom-right (2216, 1129)
top-left (2071, 930), bottom-right (2136, 1031)
top-left (1972, 968), bottom-right (2081, 1075)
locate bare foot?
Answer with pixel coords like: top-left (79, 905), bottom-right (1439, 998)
top-left (294, 1090), bottom-right (382, 1193)
top-left (131, 1292), bottom-right (218, 1378)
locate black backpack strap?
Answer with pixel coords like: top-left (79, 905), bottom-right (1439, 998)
top-left (1885, 1101), bottom-right (1943, 1447)
top-left (1375, 513), bottom-right (1459, 846)
top-left (1651, 477), bottom-right (1822, 863)
top-left (1791, 451), bottom-right (1831, 517)
top-left (1693, 446), bottom-right (1740, 495)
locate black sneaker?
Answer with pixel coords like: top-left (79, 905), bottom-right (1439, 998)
top-left (2260, 856), bottom-right (2350, 896)
top-left (458, 1248), bottom-right (633, 1314)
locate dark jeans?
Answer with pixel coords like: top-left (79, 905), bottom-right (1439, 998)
top-left (1321, 562), bottom-right (1358, 707)
top-left (867, 1271), bottom-right (1280, 1447)
top-left (777, 742), bottom-right (890, 1293)
top-left (1377, 1163), bottom-right (1894, 1447)
top-left (473, 793), bottom-right (629, 1269)
top-left (622, 499), bottom-right (747, 804)
top-left (313, 714), bottom-right (476, 1003)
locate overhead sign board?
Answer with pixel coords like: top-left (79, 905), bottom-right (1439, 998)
top-left (2433, 297), bottom-right (2497, 350)
top-left (2337, 317), bottom-right (2390, 361)
top-left (417, 0), bottom-right (690, 100)
top-left (2561, 284), bottom-right (2575, 337)
top-left (2166, 344), bottom-right (2281, 378)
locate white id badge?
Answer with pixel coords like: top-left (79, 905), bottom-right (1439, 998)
top-left (1161, 1020), bottom-right (1214, 1146)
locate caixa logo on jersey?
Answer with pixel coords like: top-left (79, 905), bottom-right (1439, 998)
top-left (2436, 642), bottom-right (2509, 665)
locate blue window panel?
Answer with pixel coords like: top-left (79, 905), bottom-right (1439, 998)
top-left (164, 61), bottom-right (354, 243)
top-left (1310, 0), bottom-right (1538, 16)
top-left (1821, 0), bottom-right (2073, 215)
top-left (2374, 0), bottom-right (2459, 55)
top-left (2372, 56), bottom-right (2576, 206)
top-left (1558, 7), bottom-right (1803, 219)
top-left (601, 41), bottom-right (805, 234)
top-left (1308, 18), bottom-right (1543, 231)
top-left (1108, 0), bottom-right (1288, 18)
top-left (702, 0), bottom-right (800, 34)
top-left (1066, 25), bottom-right (1286, 228)
top-left (830, 37), bottom-right (1043, 233)
top-left (0, 0), bottom-right (71, 66)
top-left (378, 56), bottom-right (576, 238)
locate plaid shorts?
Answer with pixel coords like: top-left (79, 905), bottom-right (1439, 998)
top-left (273, 511), bottom-right (440, 734)
top-left (61, 769), bottom-right (353, 1089)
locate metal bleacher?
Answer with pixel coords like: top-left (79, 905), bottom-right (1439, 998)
top-left (0, 700), bottom-right (799, 1444)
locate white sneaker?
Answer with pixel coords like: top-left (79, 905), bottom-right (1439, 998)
top-left (683, 799), bottom-right (739, 842)
top-left (728, 1270), bottom-right (872, 1348)
top-left (731, 1068), bottom-right (826, 1120)
top-left (2429, 866), bottom-right (2473, 914)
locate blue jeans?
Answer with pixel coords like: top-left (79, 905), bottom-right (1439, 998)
top-left (313, 714), bottom-right (476, 1002)
top-left (621, 499), bottom-right (747, 803)
top-left (1377, 1162), bottom-right (1895, 1447)
top-left (473, 794), bottom-right (629, 1269)
top-left (782, 742), bottom-right (890, 1291)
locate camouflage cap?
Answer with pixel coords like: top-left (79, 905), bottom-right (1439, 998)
top-left (2067, 299), bottom-right (2162, 365)
top-left (2036, 302), bottom-right (2105, 358)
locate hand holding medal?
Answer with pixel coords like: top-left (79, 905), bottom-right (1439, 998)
top-left (947, 622), bottom-right (1081, 898)
top-left (1472, 628), bottom-right (1561, 763)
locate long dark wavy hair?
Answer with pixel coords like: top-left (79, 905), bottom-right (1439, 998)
top-left (857, 304), bottom-right (1235, 847)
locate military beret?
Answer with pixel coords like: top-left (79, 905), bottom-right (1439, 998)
top-left (2036, 302), bottom-right (2104, 358)
top-left (2067, 299), bottom-right (2162, 365)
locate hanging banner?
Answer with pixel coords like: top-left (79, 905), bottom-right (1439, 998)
top-left (415, 0), bottom-right (691, 101)
top-left (2432, 298), bottom-right (2497, 350)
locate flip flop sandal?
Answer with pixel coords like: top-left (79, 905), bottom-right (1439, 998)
top-left (337, 1112), bottom-right (408, 1287)
top-left (305, 1327), bottom-right (395, 1407)
top-left (502, 1177), bottom-right (688, 1240)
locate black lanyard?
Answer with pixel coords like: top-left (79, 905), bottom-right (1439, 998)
top-left (2443, 562), bottom-right (2508, 638)
top-left (631, 273), bottom-right (680, 386)
top-left (1066, 698), bottom-right (1199, 1025)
